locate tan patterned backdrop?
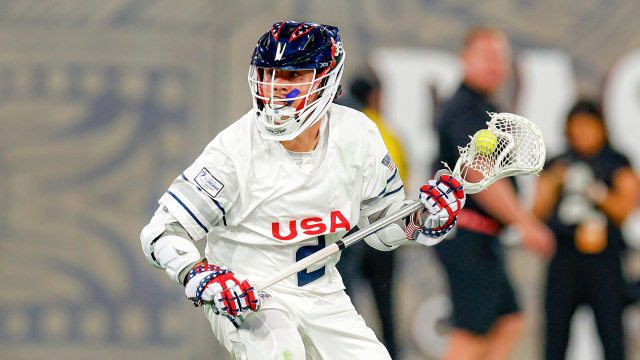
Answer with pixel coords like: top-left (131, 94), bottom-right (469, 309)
top-left (1, 1), bottom-right (640, 360)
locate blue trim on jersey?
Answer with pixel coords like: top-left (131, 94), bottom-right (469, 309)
top-left (386, 168), bottom-right (398, 184)
top-left (211, 198), bottom-right (227, 226)
top-left (377, 168), bottom-right (400, 197)
top-left (181, 173), bottom-right (188, 181)
top-left (383, 185), bottom-right (404, 198)
top-left (166, 190), bottom-right (209, 233)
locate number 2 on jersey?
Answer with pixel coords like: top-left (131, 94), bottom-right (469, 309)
top-left (296, 236), bottom-right (326, 286)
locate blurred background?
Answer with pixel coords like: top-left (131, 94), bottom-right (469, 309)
top-left (1, 1), bottom-right (640, 359)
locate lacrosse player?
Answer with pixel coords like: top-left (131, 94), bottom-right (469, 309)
top-left (140, 21), bottom-right (465, 360)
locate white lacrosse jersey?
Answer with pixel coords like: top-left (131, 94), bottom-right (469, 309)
top-left (158, 104), bottom-right (405, 295)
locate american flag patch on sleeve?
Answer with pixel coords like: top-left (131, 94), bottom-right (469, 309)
top-left (381, 153), bottom-right (396, 172)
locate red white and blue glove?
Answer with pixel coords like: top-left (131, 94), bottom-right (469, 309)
top-left (184, 264), bottom-right (260, 317)
top-left (409, 171), bottom-right (466, 246)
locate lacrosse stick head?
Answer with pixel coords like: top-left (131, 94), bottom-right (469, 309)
top-left (451, 112), bottom-right (546, 194)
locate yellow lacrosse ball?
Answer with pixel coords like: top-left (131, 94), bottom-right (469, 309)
top-left (473, 129), bottom-right (498, 156)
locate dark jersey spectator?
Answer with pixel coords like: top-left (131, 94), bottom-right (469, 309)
top-left (433, 27), bottom-right (555, 360)
top-left (533, 99), bottom-right (640, 360)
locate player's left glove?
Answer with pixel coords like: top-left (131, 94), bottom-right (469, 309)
top-left (184, 264), bottom-right (261, 317)
top-left (409, 171), bottom-right (466, 246)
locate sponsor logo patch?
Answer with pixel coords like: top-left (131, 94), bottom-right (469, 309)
top-left (194, 167), bottom-right (224, 198)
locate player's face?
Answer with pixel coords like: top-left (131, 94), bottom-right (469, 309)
top-left (462, 33), bottom-right (511, 94)
top-left (262, 69), bottom-right (317, 111)
top-left (566, 113), bottom-right (607, 156)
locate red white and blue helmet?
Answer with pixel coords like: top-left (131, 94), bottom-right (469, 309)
top-left (249, 21), bottom-right (345, 141)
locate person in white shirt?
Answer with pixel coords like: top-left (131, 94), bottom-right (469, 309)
top-left (140, 21), bottom-right (466, 360)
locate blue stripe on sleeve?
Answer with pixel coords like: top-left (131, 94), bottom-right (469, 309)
top-left (383, 185), bottom-right (404, 198)
top-left (377, 168), bottom-right (401, 197)
top-left (386, 168), bottom-right (398, 184)
top-left (166, 190), bottom-right (209, 233)
top-left (211, 198), bottom-right (227, 226)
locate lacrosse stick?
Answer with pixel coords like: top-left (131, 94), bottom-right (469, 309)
top-left (249, 112), bottom-right (545, 294)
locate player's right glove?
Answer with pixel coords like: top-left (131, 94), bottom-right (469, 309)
top-left (184, 264), bottom-right (261, 317)
top-left (409, 171), bottom-right (466, 246)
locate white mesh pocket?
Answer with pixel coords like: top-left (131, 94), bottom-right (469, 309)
top-left (452, 112), bottom-right (546, 194)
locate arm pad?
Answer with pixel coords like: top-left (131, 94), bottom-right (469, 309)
top-left (362, 216), bottom-right (400, 252)
top-left (140, 219), bottom-right (167, 269)
top-left (363, 200), bottom-right (414, 251)
top-left (140, 208), bottom-right (203, 284)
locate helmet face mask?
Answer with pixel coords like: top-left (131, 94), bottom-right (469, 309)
top-left (248, 21), bottom-right (345, 141)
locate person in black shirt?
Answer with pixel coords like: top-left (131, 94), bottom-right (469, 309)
top-left (434, 27), bottom-right (555, 360)
top-left (533, 100), bottom-right (640, 360)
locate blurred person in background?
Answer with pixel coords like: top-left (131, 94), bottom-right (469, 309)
top-left (336, 71), bottom-right (407, 359)
top-left (533, 99), bottom-right (640, 360)
top-left (433, 27), bottom-right (555, 360)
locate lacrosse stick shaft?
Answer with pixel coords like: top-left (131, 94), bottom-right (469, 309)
top-left (254, 201), bottom-right (424, 291)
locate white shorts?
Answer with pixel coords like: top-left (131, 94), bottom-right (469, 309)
top-left (204, 289), bottom-right (391, 360)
